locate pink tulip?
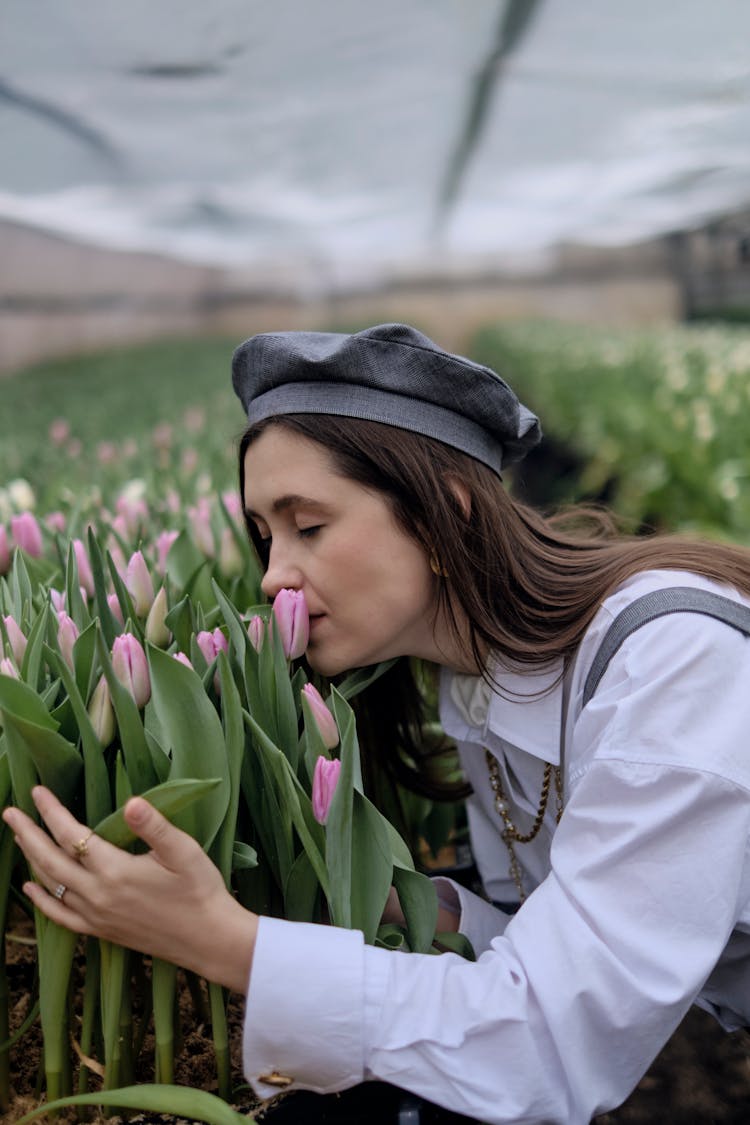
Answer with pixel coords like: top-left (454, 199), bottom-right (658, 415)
top-left (155, 529), bottom-right (179, 575)
top-left (222, 490), bottom-right (243, 521)
top-left (49, 588), bottom-right (66, 612)
top-left (72, 539), bottom-right (95, 598)
top-left (312, 756), bottom-right (342, 825)
top-left (45, 511), bottom-right (67, 534)
top-left (196, 628), bottom-right (229, 664)
top-left (107, 593), bottom-right (125, 625)
top-left (48, 418), bottom-right (71, 446)
top-left (0, 526), bottom-right (10, 575)
top-left (272, 588), bottom-right (309, 660)
top-left (111, 634), bottom-right (151, 708)
top-left (56, 611), bottom-right (79, 671)
top-left (125, 550), bottom-right (155, 616)
top-left (0, 656), bottom-right (18, 679)
top-left (108, 541), bottom-right (128, 582)
top-left (172, 651), bottom-right (193, 669)
top-left (188, 498), bottom-right (214, 557)
top-left (10, 513), bottom-right (43, 557)
top-left (302, 683), bottom-right (339, 750)
top-left (3, 616), bottom-right (27, 666)
top-left (247, 615), bottom-right (266, 653)
top-left (196, 628), bottom-right (228, 693)
top-left (115, 495), bottom-right (148, 536)
top-left (87, 676), bottom-right (115, 747)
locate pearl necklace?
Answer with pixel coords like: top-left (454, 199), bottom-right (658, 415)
top-left (485, 749), bottom-right (563, 904)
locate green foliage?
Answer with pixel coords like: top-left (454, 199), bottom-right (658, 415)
top-left (472, 320), bottom-right (750, 540)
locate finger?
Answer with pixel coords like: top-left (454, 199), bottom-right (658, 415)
top-left (27, 786), bottom-right (95, 862)
top-left (5, 806), bottom-right (86, 892)
top-left (22, 879), bottom-right (96, 937)
top-left (123, 797), bottom-right (203, 872)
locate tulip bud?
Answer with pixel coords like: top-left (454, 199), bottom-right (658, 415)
top-left (196, 628), bottom-right (228, 693)
top-left (3, 615), bottom-right (27, 667)
top-left (88, 675), bottom-right (115, 747)
top-left (10, 512), bottom-right (43, 557)
top-left (72, 539), bottom-right (95, 598)
top-left (126, 550), bottom-right (155, 616)
top-left (107, 593), bottom-right (125, 625)
top-left (188, 498), bottom-right (214, 557)
top-left (312, 756), bottom-right (342, 825)
top-left (247, 615), bottom-right (266, 653)
top-left (172, 651), bottom-right (193, 669)
top-left (221, 490), bottom-right (242, 521)
top-left (196, 628), bottom-right (229, 664)
top-left (0, 526), bottom-right (11, 575)
top-left (49, 588), bottom-right (66, 612)
top-left (272, 588), bottom-right (309, 660)
top-left (302, 683), bottom-right (339, 750)
top-left (155, 529), bottom-right (179, 575)
top-left (0, 657), bottom-right (19, 679)
top-left (46, 511), bottom-right (67, 534)
top-left (218, 527), bottom-right (243, 578)
top-left (145, 586), bottom-right (171, 648)
top-left (111, 634), bottom-right (151, 708)
top-left (56, 611), bottom-right (79, 672)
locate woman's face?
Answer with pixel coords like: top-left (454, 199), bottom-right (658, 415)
top-left (243, 426), bottom-right (450, 676)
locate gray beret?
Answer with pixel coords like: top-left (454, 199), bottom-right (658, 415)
top-left (231, 323), bottom-right (541, 475)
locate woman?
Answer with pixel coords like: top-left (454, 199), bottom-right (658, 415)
top-left (5, 323), bottom-right (750, 1124)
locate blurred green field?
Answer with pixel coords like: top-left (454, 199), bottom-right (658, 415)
top-left (0, 336), bottom-right (242, 514)
top-left (3, 321), bottom-right (750, 544)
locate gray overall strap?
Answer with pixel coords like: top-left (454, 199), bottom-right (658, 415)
top-left (582, 586), bottom-right (750, 708)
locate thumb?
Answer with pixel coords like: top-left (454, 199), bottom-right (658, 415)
top-left (123, 797), bottom-right (195, 868)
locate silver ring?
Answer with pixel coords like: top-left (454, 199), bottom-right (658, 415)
top-left (53, 883), bottom-right (67, 901)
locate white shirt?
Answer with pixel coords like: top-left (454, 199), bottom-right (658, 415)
top-left (243, 570), bottom-right (750, 1123)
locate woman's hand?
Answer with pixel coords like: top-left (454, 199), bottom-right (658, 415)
top-left (2, 786), bottom-right (257, 994)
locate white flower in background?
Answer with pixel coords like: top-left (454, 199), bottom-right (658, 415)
top-left (7, 479), bottom-right (36, 511)
top-left (692, 399), bottom-right (715, 444)
top-left (119, 478), bottom-right (148, 504)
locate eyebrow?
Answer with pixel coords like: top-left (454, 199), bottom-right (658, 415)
top-left (244, 494), bottom-right (332, 519)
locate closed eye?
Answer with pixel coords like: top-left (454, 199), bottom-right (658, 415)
top-left (297, 525), bottom-right (322, 539)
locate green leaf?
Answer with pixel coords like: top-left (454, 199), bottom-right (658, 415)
top-left (12, 1083), bottom-right (250, 1124)
top-left (392, 865), bottom-right (438, 954)
top-left (1, 711), bottom-right (81, 810)
top-left (93, 777), bottom-right (222, 848)
top-left (350, 791), bottom-right (393, 944)
top-left (43, 644), bottom-right (112, 826)
top-left (231, 841), bottom-right (258, 871)
top-left (147, 645), bottom-right (230, 851)
top-left (336, 658), bottom-right (399, 701)
top-left (87, 526), bottom-right (121, 649)
top-left (284, 848), bottom-right (320, 922)
top-left (433, 930), bottom-right (477, 961)
top-left (163, 593), bottom-right (194, 657)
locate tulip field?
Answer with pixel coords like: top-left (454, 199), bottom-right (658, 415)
top-left (0, 337), bottom-right (472, 1123)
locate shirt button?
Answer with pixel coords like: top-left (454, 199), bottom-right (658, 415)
top-left (258, 1071), bottom-right (294, 1087)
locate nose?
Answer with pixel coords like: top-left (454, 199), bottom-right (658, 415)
top-left (260, 541), bottom-right (303, 601)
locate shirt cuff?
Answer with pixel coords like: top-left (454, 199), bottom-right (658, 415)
top-left (243, 915), bottom-right (367, 1098)
top-left (432, 876), bottom-right (512, 955)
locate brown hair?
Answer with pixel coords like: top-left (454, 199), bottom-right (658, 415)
top-left (239, 415), bottom-right (750, 798)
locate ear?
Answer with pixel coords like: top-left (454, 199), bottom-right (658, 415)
top-left (445, 475), bottom-right (471, 521)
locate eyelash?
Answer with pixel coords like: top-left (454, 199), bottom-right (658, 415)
top-left (297, 525), bottom-right (321, 539)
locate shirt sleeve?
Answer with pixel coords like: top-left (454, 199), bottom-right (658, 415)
top-left (431, 875), bottom-right (513, 954)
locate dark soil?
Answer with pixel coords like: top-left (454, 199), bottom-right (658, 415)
top-left (4, 903), bottom-right (750, 1124)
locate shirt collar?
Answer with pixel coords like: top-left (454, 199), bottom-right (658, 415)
top-left (442, 656), bottom-right (565, 764)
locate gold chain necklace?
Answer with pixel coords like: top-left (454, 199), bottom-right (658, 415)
top-left (485, 749), bottom-right (563, 904)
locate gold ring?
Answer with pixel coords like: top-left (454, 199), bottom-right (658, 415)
top-left (53, 883), bottom-right (67, 901)
top-left (73, 832), bottom-right (94, 861)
